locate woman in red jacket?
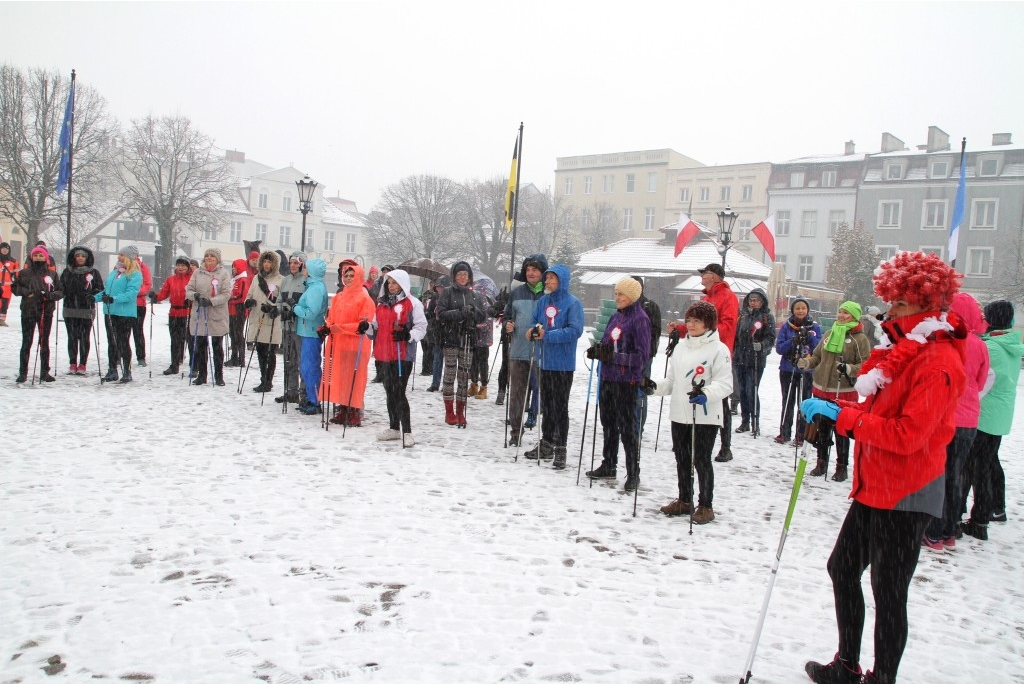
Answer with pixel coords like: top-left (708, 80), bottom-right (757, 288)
top-left (149, 256), bottom-right (193, 375)
top-left (801, 252), bottom-right (966, 684)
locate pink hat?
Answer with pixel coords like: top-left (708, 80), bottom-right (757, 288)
top-left (30, 245), bottom-right (49, 260)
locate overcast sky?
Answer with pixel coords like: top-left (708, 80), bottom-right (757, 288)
top-left (2, 1), bottom-right (1022, 213)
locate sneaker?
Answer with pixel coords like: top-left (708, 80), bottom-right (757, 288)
top-left (524, 411), bottom-right (537, 429)
top-left (714, 448), bottom-right (733, 463)
top-left (376, 428), bottom-right (401, 441)
top-left (585, 463), bottom-right (617, 479)
top-left (734, 423), bottom-right (750, 433)
top-left (991, 511), bottom-right (1007, 522)
top-left (660, 499), bottom-right (693, 516)
top-left (793, 438), bottom-right (805, 447)
top-left (774, 435), bottom-right (789, 444)
top-left (69, 365), bottom-right (78, 375)
top-left (804, 654), bottom-right (862, 684)
top-left (941, 536), bottom-right (957, 550)
top-left (921, 536), bottom-right (944, 552)
top-left (136, 359), bottom-right (147, 367)
top-left (426, 385), bottom-right (439, 392)
top-left (961, 519), bottom-right (988, 541)
top-left (692, 505), bottom-right (715, 525)
top-left (402, 433), bottom-right (416, 448)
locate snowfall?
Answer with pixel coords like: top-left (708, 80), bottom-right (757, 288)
top-left (1, 297), bottom-right (1023, 685)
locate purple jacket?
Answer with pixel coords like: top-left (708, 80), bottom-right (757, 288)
top-left (599, 300), bottom-right (651, 383)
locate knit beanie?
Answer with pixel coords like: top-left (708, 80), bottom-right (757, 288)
top-left (119, 245), bottom-right (140, 262)
top-left (248, 250), bottom-right (259, 261)
top-left (204, 247), bottom-right (222, 263)
top-left (175, 256), bottom-right (191, 268)
top-left (30, 245), bottom-right (50, 260)
top-left (790, 298), bottom-right (810, 315)
top-left (838, 300), bottom-right (862, 321)
top-left (684, 300), bottom-right (718, 331)
top-left (984, 300), bottom-right (1014, 331)
top-left (289, 251), bottom-right (307, 264)
top-left (615, 277), bottom-right (642, 304)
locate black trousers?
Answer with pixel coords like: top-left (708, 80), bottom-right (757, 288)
top-left (778, 370), bottom-right (813, 439)
top-left (599, 380), bottom-right (641, 476)
top-left (540, 369), bottom-right (573, 447)
top-left (169, 317), bottom-right (188, 368)
top-left (827, 501), bottom-right (931, 682)
top-left (963, 430), bottom-right (1003, 524)
top-left (470, 347), bottom-right (489, 385)
top-left (130, 305), bottom-right (147, 361)
top-left (193, 335), bottom-right (225, 381)
top-left (105, 314), bottom-right (134, 374)
top-left (255, 342), bottom-right (278, 385)
top-left (64, 316), bottom-right (94, 365)
top-left (670, 422), bottom-right (719, 507)
top-left (19, 314), bottom-right (53, 375)
top-left (382, 360), bottom-right (413, 432)
top-left (228, 311), bottom-right (246, 362)
top-left (496, 330), bottom-right (510, 393)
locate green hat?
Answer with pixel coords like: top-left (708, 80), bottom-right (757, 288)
top-left (839, 300), bottom-right (862, 321)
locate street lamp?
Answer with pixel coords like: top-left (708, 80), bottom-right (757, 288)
top-left (716, 205), bottom-right (739, 268)
top-left (295, 175), bottom-right (318, 251)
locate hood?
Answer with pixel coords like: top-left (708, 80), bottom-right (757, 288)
top-left (66, 245), bottom-right (95, 268)
top-left (742, 287), bottom-right (769, 311)
top-left (630, 275), bottom-right (645, 296)
top-left (258, 250), bottom-right (281, 276)
top-left (305, 258), bottom-right (327, 282)
top-left (951, 292), bottom-right (985, 334)
top-left (545, 264), bottom-right (571, 295)
top-left (450, 261), bottom-right (474, 284)
top-left (232, 258), bottom-right (249, 276)
top-left (518, 253), bottom-right (548, 282)
top-left (386, 269), bottom-right (413, 299)
top-left (340, 263), bottom-right (366, 295)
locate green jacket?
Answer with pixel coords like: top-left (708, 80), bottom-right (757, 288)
top-left (978, 328), bottom-right (1024, 435)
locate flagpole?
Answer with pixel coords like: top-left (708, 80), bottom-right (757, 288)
top-left (63, 70), bottom-right (76, 255)
top-left (508, 122), bottom-right (523, 288)
top-left (948, 137), bottom-right (966, 270)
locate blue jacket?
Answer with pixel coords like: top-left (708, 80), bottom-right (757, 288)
top-left (599, 299), bottom-right (651, 384)
top-left (293, 259), bottom-right (329, 338)
top-left (775, 315), bottom-right (822, 373)
top-left (530, 264), bottom-right (584, 372)
top-left (504, 252), bottom-right (548, 361)
top-left (95, 268), bottom-right (143, 318)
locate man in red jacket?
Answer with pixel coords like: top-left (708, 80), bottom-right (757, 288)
top-left (699, 263), bottom-right (738, 462)
top-left (801, 251), bottom-right (966, 685)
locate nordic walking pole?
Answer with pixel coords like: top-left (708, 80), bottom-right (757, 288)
top-left (93, 314), bottom-right (103, 380)
top-left (149, 301), bottom-right (154, 379)
top-left (576, 358), bottom-right (596, 485)
top-left (739, 445), bottom-right (809, 684)
top-left (689, 378), bottom-right (705, 536)
top-left (515, 329), bottom-right (540, 461)
top-left (654, 339), bottom-right (675, 452)
top-left (53, 299), bottom-right (59, 377)
top-left (342, 328), bottom-right (365, 438)
top-left (238, 313), bottom-right (263, 393)
top-left (261, 313), bottom-right (277, 406)
top-left (30, 301), bottom-right (44, 386)
top-left (588, 362), bottom-right (603, 488)
top-left (187, 301), bottom-right (201, 386)
top-left (633, 386), bottom-right (644, 518)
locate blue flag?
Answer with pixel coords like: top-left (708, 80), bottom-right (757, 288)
top-left (947, 139), bottom-right (966, 266)
top-left (56, 81), bottom-right (75, 195)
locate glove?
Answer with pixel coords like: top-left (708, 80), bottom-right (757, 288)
top-left (357, 320), bottom-right (370, 334)
top-left (317, 325), bottom-right (330, 340)
top-left (280, 304), bottom-right (294, 321)
top-left (642, 378), bottom-right (657, 396)
top-left (752, 342), bottom-right (762, 352)
top-left (463, 305), bottom-right (476, 321)
top-left (102, 294), bottom-right (115, 304)
top-left (687, 383), bottom-right (707, 405)
top-left (585, 344), bottom-right (599, 360)
top-left (801, 398), bottom-right (841, 423)
top-left (796, 357), bottom-right (810, 370)
top-left (836, 362), bottom-right (849, 376)
top-left (197, 297), bottom-right (213, 308)
top-left (668, 327), bottom-right (681, 346)
top-left (147, 291), bottom-right (158, 303)
top-left (794, 330), bottom-right (808, 346)
top-left (595, 343), bottom-right (614, 363)
top-left (392, 328), bottom-right (411, 342)
top-left (244, 298), bottom-right (257, 310)
top-left (260, 302), bottom-right (275, 313)
top-left (266, 307), bottom-right (279, 319)
top-left (41, 291), bottom-right (52, 301)
top-left (527, 324), bottom-right (542, 341)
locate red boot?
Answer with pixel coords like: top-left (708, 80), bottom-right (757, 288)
top-left (444, 400), bottom-right (457, 425)
top-left (455, 401), bottom-right (467, 427)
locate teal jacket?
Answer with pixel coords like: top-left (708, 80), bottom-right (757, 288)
top-left (978, 328), bottom-right (1024, 435)
top-left (95, 268), bottom-right (142, 318)
top-left (293, 259), bottom-right (328, 338)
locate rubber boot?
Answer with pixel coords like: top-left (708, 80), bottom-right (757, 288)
top-left (455, 400), bottom-right (467, 427)
top-left (444, 400), bottom-right (457, 425)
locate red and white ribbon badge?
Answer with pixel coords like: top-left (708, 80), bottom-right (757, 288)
top-left (545, 304), bottom-right (558, 328)
top-left (210, 278), bottom-right (219, 297)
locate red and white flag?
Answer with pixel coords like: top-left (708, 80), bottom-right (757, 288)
top-left (752, 214), bottom-right (776, 262)
top-left (673, 214), bottom-right (701, 258)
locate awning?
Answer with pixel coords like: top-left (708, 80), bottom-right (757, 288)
top-left (672, 275), bottom-right (768, 296)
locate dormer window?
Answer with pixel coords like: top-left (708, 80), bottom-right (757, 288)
top-left (886, 163), bottom-right (903, 180)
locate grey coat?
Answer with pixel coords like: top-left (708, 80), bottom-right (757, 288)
top-left (186, 263), bottom-right (232, 337)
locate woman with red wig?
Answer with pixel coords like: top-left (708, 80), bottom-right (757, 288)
top-left (801, 251), bottom-right (967, 684)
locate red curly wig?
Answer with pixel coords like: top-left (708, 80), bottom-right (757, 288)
top-left (873, 251), bottom-right (963, 310)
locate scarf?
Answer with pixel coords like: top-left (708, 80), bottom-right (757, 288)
top-left (824, 320), bottom-right (859, 354)
top-left (855, 311), bottom-right (956, 396)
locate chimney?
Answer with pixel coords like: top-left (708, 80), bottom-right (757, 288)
top-left (225, 149), bottom-right (246, 163)
top-left (993, 132), bottom-right (1013, 146)
top-left (926, 126), bottom-right (950, 153)
top-left (844, 140), bottom-right (856, 155)
top-left (880, 132), bottom-right (906, 153)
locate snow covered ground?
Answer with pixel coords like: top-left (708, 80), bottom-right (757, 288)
top-left (2, 299), bottom-right (1023, 684)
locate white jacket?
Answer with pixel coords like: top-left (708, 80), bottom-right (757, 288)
top-left (652, 329), bottom-right (733, 426)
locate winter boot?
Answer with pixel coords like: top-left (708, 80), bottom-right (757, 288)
top-left (495, 390), bottom-right (505, 406)
top-left (163, 366), bottom-right (179, 376)
top-left (691, 505), bottom-right (715, 525)
top-left (586, 462), bottom-right (617, 479)
top-left (455, 401), bottom-right (467, 427)
top-left (214, 372), bottom-right (225, 387)
top-left (253, 381), bottom-right (272, 393)
top-left (524, 410), bottom-right (537, 429)
top-left (475, 385), bottom-right (487, 400)
top-left (119, 371), bottom-right (133, 384)
top-left (804, 654), bottom-right (862, 684)
top-left (103, 368), bottom-right (119, 383)
top-left (444, 400), bottom-right (458, 425)
top-left (809, 457), bottom-right (827, 477)
top-left (832, 464), bottom-right (848, 482)
top-left (624, 473), bottom-right (639, 492)
top-left (960, 519), bottom-right (988, 541)
top-left (660, 499), bottom-right (693, 516)
top-left (552, 445), bottom-right (567, 470)
top-left (524, 440), bottom-right (554, 460)
top-left (735, 422), bottom-right (750, 433)
top-left (39, 372), bottom-right (56, 382)
top-left (468, 382), bottom-right (479, 397)
top-left (714, 448), bottom-right (733, 463)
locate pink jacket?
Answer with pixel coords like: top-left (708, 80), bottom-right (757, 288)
top-left (950, 292), bottom-right (990, 428)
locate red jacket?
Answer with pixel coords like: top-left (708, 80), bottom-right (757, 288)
top-left (836, 312), bottom-right (966, 516)
top-left (228, 259), bottom-right (251, 316)
top-left (154, 271), bottom-right (192, 318)
top-left (135, 259), bottom-right (152, 306)
top-left (702, 280), bottom-right (739, 354)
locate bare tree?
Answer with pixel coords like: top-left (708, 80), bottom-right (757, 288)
top-left (577, 201), bottom-right (622, 251)
top-left (366, 174), bottom-right (465, 265)
top-left (0, 65), bottom-right (117, 256)
top-left (456, 176), bottom-right (510, 277)
top-left (117, 114), bottom-right (236, 277)
top-left (826, 220), bottom-right (881, 306)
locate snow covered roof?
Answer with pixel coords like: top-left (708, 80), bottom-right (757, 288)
top-left (775, 153), bottom-right (869, 164)
top-left (322, 198), bottom-right (367, 228)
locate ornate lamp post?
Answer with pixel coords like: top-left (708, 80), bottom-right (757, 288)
top-left (295, 175), bottom-right (318, 251)
top-left (716, 205), bottom-right (739, 268)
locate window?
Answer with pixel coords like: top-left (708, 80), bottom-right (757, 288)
top-left (922, 200), bottom-right (947, 229)
top-left (304, 229), bottom-right (314, 251)
top-left (602, 175), bottom-right (614, 193)
top-left (800, 211), bottom-right (817, 237)
top-left (625, 174), bottom-right (635, 193)
top-left (919, 245), bottom-right (945, 260)
top-left (776, 210), bottom-right (791, 237)
top-left (644, 207), bottom-right (656, 231)
top-left (345, 233), bottom-right (356, 252)
top-left (886, 163), bottom-right (903, 180)
top-left (966, 248), bottom-right (993, 276)
top-left (622, 208), bottom-right (633, 231)
top-left (680, 187), bottom-right (691, 203)
top-left (564, 177), bottom-right (573, 195)
top-left (229, 221), bottom-right (243, 243)
top-left (324, 231), bottom-right (335, 251)
top-left (930, 161), bottom-right (949, 178)
top-left (202, 225), bottom-right (217, 241)
top-left (877, 245), bottom-right (899, 261)
top-left (279, 225), bottom-right (291, 247)
top-left (258, 190), bottom-right (269, 209)
top-left (790, 172), bottom-right (805, 188)
top-left (828, 211), bottom-right (845, 237)
top-left (255, 223), bottom-right (268, 242)
top-left (979, 158), bottom-right (998, 177)
top-left (720, 186), bottom-right (731, 202)
top-left (821, 170), bottom-right (837, 188)
top-left (647, 173), bottom-right (657, 192)
top-left (738, 220), bottom-right (752, 242)
top-left (699, 187), bottom-right (710, 202)
top-left (776, 254), bottom-right (787, 268)
top-left (798, 255), bottom-right (814, 280)
top-left (879, 201), bottom-right (902, 228)
top-left (742, 184), bottom-right (753, 201)
top-left (583, 176), bottom-right (592, 194)
top-left (282, 194), bottom-right (292, 212)
top-left (972, 200), bottom-right (997, 229)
